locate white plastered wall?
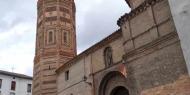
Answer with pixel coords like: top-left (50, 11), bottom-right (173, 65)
top-left (168, 0), bottom-right (190, 76)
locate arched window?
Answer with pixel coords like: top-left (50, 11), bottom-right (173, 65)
top-left (104, 47), bottom-right (113, 67)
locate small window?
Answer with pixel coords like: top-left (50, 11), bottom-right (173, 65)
top-left (11, 81), bottom-right (16, 91)
top-left (27, 84), bottom-right (32, 93)
top-left (48, 31), bottom-right (53, 43)
top-left (104, 47), bottom-right (113, 67)
top-left (0, 79), bottom-right (2, 89)
top-left (10, 92), bottom-right (15, 95)
top-left (65, 70), bottom-right (69, 81)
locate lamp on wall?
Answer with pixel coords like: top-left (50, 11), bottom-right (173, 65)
top-left (83, 76), bottom-right (87, 81)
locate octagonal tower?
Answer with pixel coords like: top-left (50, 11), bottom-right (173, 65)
top-left (33, 0), bottom-right (76, 95)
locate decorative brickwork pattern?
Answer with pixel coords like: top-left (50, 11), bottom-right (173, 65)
top-left (33, 0), bottom-right (76, 95)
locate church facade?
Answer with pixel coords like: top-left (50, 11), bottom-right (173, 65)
top-left (33, 0), bottom-right (190, 95)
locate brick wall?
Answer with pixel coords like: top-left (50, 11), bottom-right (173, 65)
top-left (142, 75), bottom-right (190, 95)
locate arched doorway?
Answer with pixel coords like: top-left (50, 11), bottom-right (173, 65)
top-left (99, 71), bottom-right (129, 95)
top-left (111, 86), bottom-right (129, 95)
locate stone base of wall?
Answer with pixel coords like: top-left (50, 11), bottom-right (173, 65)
top-left (141, 75), bottom-right (190, 95)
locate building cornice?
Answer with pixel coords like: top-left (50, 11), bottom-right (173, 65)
top-left (117, 0), bottom-right (165, 26)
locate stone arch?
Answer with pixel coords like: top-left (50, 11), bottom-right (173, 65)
top-left (99, 71), bottom-right (129, 95)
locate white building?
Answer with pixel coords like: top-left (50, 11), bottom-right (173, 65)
top-left (168, 0), bottom-right (190, 75)
top-left (0, 70), bottom-right (32, 95)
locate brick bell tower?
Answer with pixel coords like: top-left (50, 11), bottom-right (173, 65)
top-left (33, 0), bottom-right (76, 95)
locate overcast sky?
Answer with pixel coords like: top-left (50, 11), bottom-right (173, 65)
top-left (0, 0), bottom-right (130, 76)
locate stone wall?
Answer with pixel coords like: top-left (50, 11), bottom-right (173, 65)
top-left (120, 0), bottom-right (190, 94)
top-left (141, 75), bottom-right (190, 95)
top-left (57, 82), bottom-right (92, 95)
top-left (57, 58), bottom-right (91, 95)
top-left (122, 0), bottom-right (174, 52)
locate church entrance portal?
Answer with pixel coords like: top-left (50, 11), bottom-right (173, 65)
top-left (111, 86), bottom-right (129, 95)
top-left (98, 71), bottom-right (129, 95)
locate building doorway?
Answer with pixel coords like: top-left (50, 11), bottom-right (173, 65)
top-left (111, 86), bottom-right (129, 95)
top-left (99, 71), bottom-right (129, 95)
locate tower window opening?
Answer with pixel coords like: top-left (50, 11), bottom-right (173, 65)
top-left (48, 31), bottom-right (53, 43)
top-left (49, 66), bottom-right (51, 70)
top-left (64, 32), bottom-right (67, 43)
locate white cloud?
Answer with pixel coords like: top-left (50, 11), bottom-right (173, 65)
top-left (0, 0), bottom-right (36, 76)
top-left (76, 0), bottom-right (130, 52)
top-left (0, 41), bottom-right (34, 76)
